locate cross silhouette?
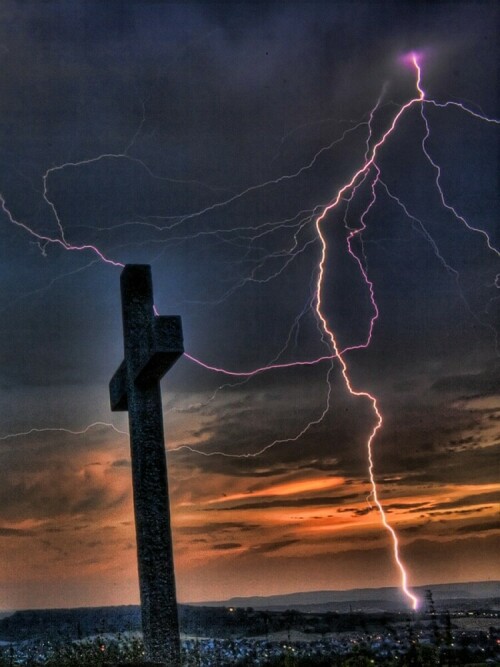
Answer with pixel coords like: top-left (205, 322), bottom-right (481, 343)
top-left (110, 264), bottom-right (183, 666)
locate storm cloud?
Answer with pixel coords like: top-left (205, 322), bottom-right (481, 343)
top-left (0, 0), bottom-right (497, 609)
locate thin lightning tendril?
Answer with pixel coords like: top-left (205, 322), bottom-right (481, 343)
top-left (0, 422), bottom-right (129, 442)
top-left (420, 106), bottom-right (499, 257)
top-left (0, 193), bottom-right (124, 268)
top-left (172, 360), bottom-right (336, 460)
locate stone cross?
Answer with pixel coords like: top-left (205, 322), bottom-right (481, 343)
top-left (109, 264), bottom-right (183, 666)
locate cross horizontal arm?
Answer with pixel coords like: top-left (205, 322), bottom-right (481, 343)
top-left (135, 315), bottom-right (184, 387)
top-left (109, 316), bottom-right (184, 413)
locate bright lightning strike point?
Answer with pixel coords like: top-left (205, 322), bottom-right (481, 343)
top-left (400, 50), bottom-right (423, 65)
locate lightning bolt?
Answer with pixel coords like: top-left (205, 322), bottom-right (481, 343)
top-left (185, 54), bottom-right (495, 610)
top-left (305, 54), bottom-right (425, 610)
top-left (167, 60), bottom-right (425, 609)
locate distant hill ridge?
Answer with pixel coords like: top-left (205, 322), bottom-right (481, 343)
top-left (0, 581), bottom-right (498, 641)
top-left (1, 580), bottom-right (498, 617)
top-left (196, 580), bottom-right (500, 611)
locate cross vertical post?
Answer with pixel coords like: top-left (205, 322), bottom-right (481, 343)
top-left (109, 264), bottom-right (183, 666)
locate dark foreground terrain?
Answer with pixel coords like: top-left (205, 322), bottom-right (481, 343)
top-left (0, 585), bottom-right (498, 665)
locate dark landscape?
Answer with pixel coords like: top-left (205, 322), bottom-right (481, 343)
top-left (0, 582), bottom-right (498, 665)
top-left (199, 581), bottom-right (500, 613)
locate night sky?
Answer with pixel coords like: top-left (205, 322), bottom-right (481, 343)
top-left (0, 1), bottom-right (498, 611)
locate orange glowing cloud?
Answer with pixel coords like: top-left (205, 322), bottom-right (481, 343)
top-left (203, 476), bottom-right (345, 506)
